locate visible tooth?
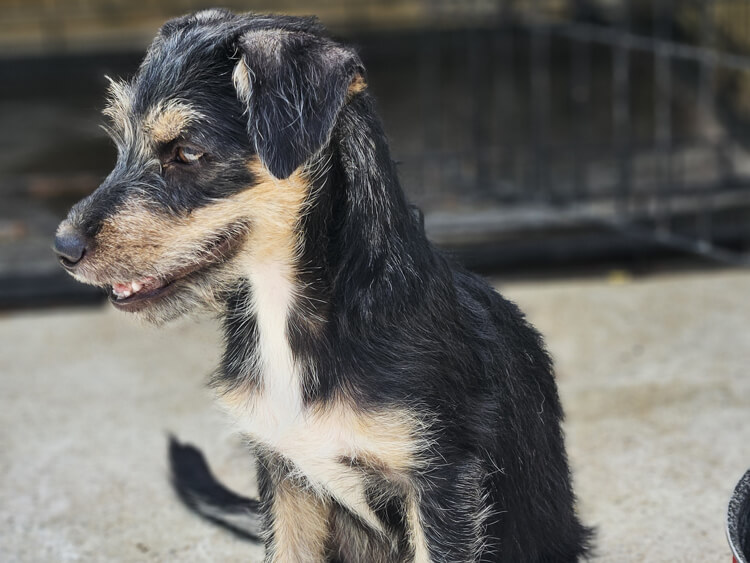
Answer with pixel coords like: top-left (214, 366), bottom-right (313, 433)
top-left (131, 281), bottom-right (142, 292)
top-left (120, 289), bottom-right (131, 298)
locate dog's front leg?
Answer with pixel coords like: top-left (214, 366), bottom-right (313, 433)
top-left (256, 451), bottom-right (331, 562)
top-left (405, 460), bottom-right (489, 563)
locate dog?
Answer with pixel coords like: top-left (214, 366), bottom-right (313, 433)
top-left (53, 9), bottom-right (592, 562)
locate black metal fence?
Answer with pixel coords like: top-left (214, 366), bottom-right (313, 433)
top-left (370, 0), bottom-right (750, 265)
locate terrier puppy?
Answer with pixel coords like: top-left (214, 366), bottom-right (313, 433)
top-left (54, 9), bottom-right (592, 562)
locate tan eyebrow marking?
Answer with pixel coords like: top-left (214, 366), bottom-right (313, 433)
top-left (143, 100), bottom-right (204, 144)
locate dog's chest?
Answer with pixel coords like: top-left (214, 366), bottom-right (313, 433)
top-left (222, 261), bottom-right (390, 530)
top-left (230, 390), bottom-right (388, 533)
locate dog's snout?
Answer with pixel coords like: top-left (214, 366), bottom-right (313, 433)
top-left (53, 225), bottom-right (90, 267)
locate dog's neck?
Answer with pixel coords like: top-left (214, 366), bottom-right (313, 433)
top-left (217, 93), bottom-right (438, 397)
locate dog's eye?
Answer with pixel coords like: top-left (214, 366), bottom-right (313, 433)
top-left (175, 146), bottom-right (203, 164)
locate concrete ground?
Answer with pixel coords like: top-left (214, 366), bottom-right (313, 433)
top-left (1, 269), bottom-right (748, 562)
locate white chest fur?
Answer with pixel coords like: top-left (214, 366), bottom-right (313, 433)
top-left (220, 260), bottom-right (387, 534)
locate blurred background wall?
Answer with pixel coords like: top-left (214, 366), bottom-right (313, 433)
top-left (2, 0), bottom-right (750, 308)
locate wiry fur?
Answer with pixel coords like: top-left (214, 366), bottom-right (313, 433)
top-left (55, 9), bottom-right (593, 561)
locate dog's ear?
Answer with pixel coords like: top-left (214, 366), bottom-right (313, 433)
top-left (232, 30), bottom-right (364, 179)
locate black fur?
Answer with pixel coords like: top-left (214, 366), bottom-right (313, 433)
top-left (57, 9), bottom-right (593, 561)
top-left (168, 436), bottom-right (261, 541)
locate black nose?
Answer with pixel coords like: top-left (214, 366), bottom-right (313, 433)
top-left (53, 226), bottom-right (89, 266)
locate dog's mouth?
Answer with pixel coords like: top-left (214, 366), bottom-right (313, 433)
top-left (109, 276), bottom-right (176, 311)
top-left (108, 228), bottom-right (246, 313)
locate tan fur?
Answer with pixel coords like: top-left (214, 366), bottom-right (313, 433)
top-left (267, 478), bottom-right (331, 562)
top-left (347, 74), bottom-right (367, 98)
top-left (71, 157), bottom-right (308, 291)
top-left (242, 160), bottom-right (308, 263)
top-left (222, 393), bottom-right (426, 478)
top-left (143, 100), bottom-right (204, 144)
top-left (104, 83), bottom-right (202, 147)
top-left (314, 401), bottom-right (426, 477)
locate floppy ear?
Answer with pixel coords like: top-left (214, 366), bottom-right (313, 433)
top-left (232, 30), bottom-right (364, 179)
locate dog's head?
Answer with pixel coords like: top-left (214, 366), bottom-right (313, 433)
top-left (53, 10), bottom-right (364, 323)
